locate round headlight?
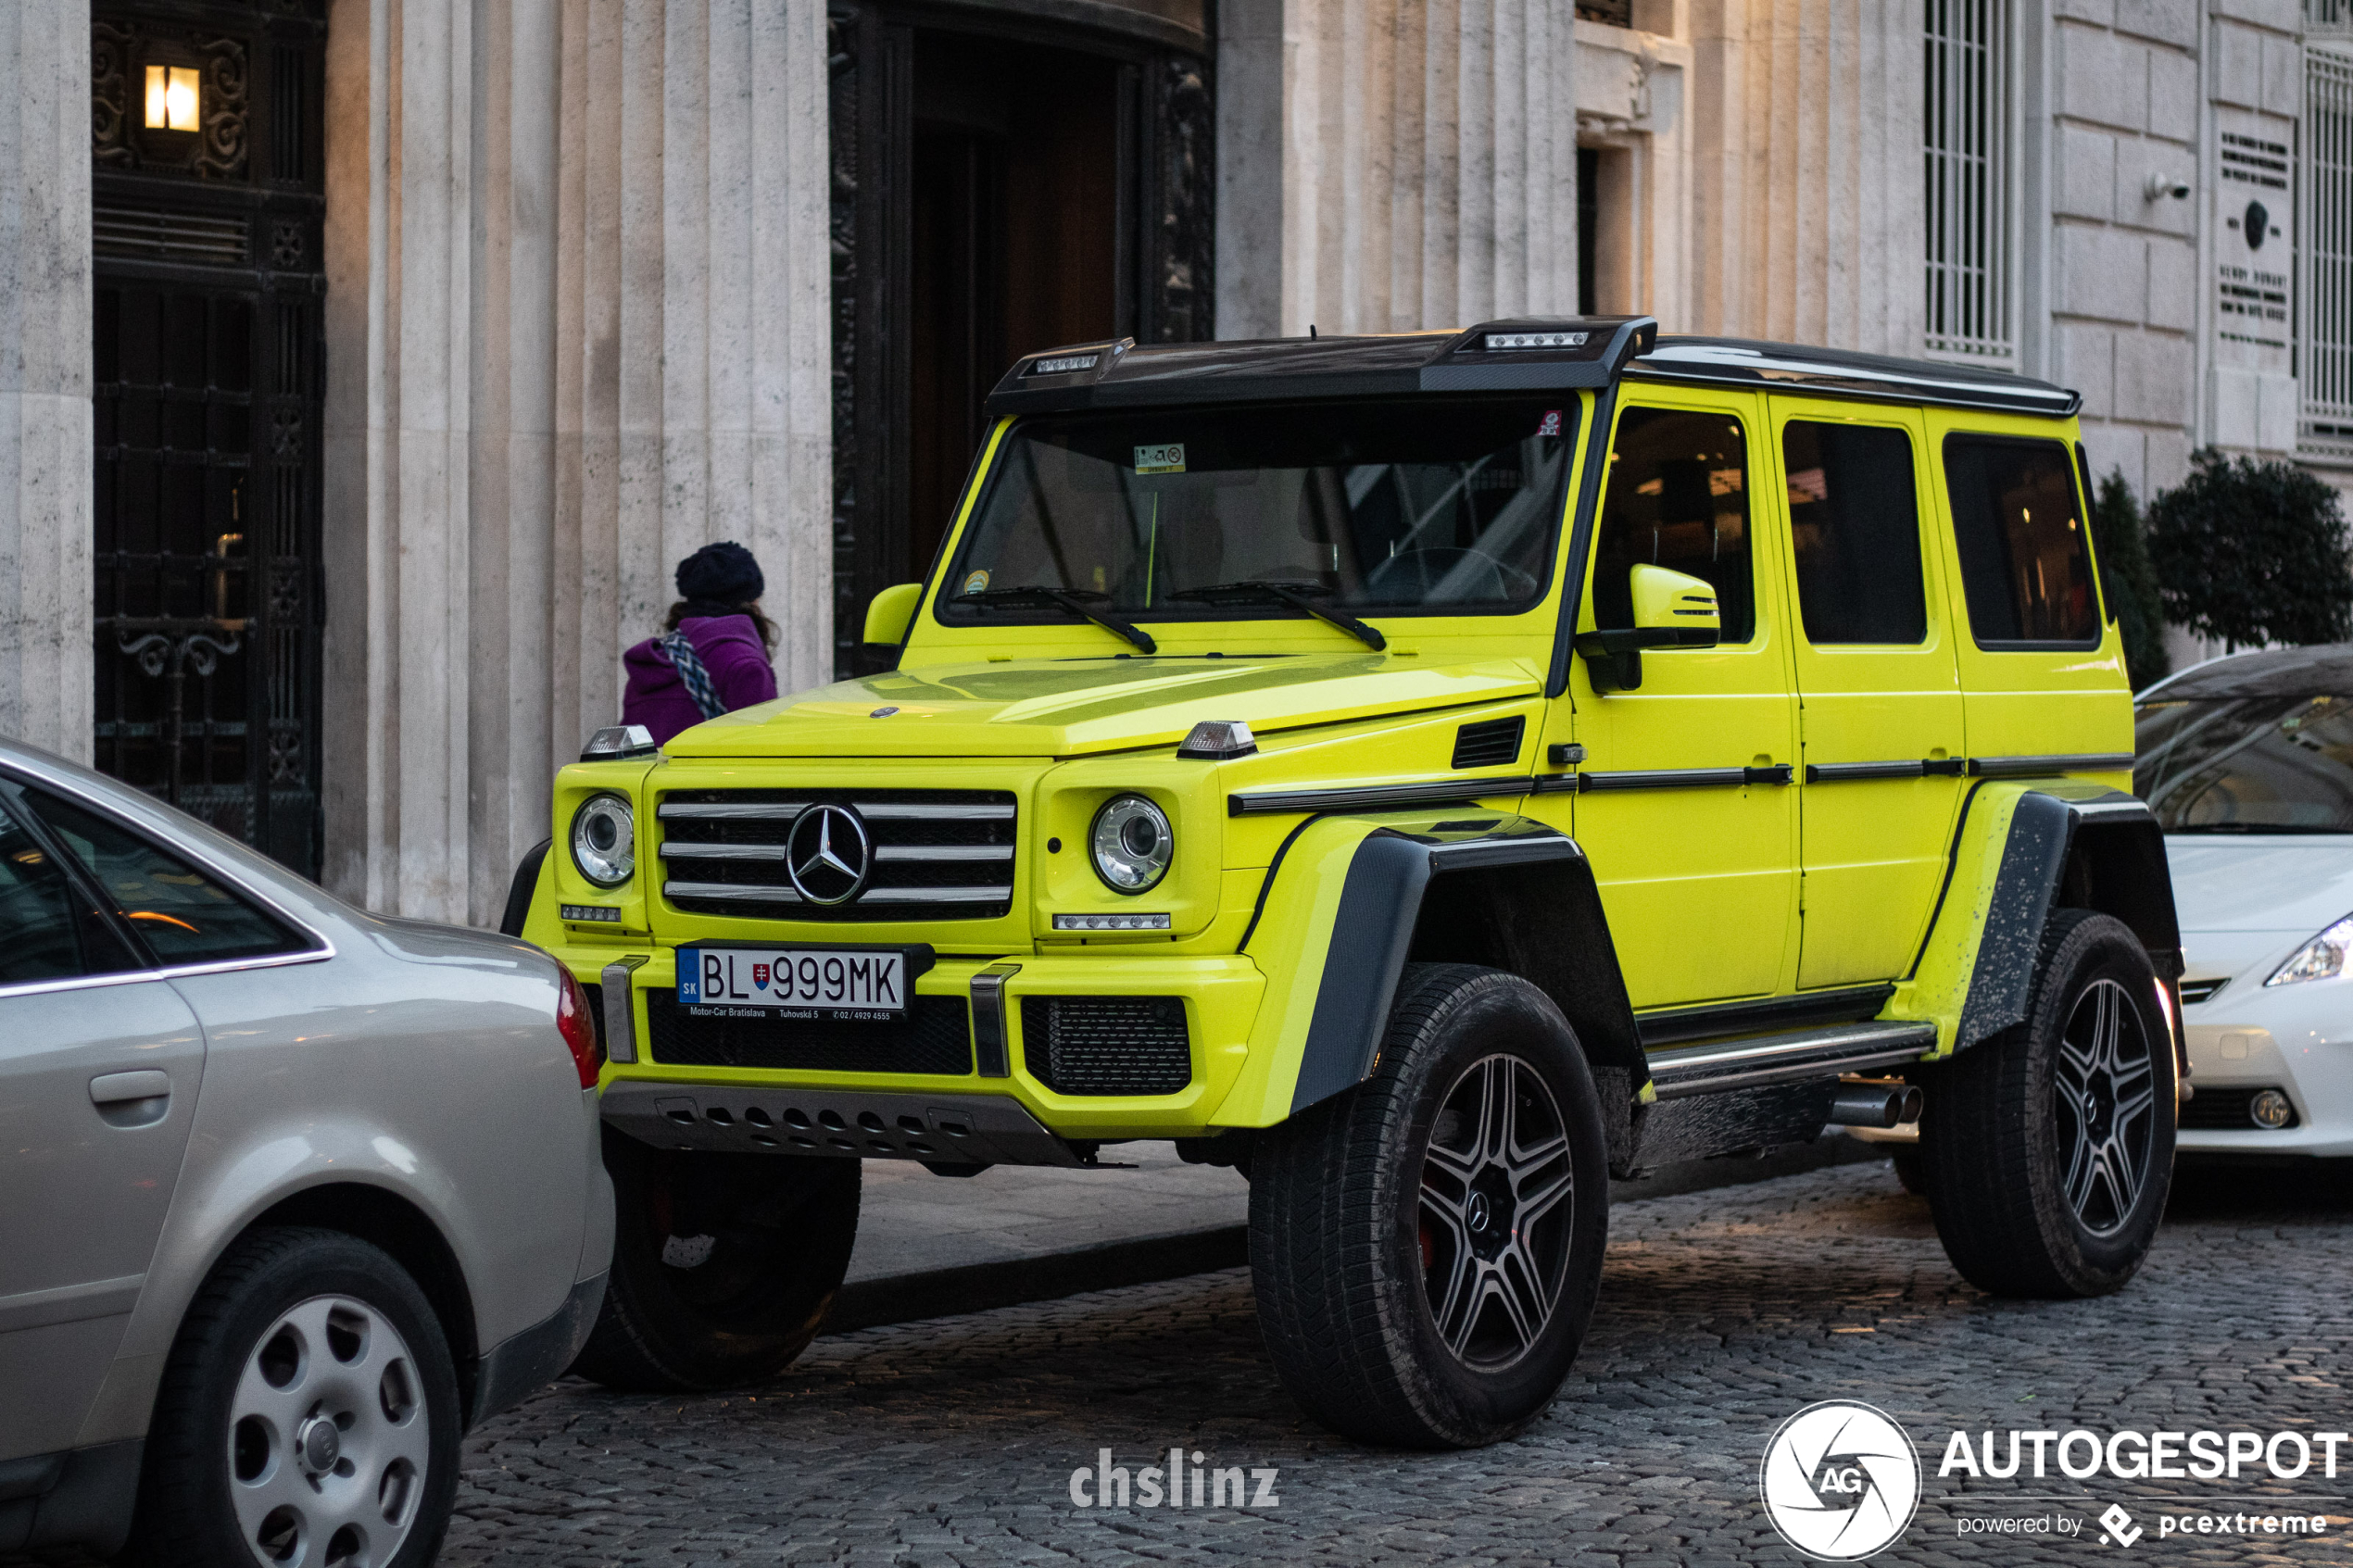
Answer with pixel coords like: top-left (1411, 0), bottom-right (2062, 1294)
top-left (571, 793), bottom-right (635, 887)
top-left (1090, 795), bottom-right (1173, 894)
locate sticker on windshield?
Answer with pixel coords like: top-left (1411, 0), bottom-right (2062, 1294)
top-left (1134, 443), bottom-right (1186, 474)
top-left (1537, 409), bottom-right (1563, 437)
top-left (962, 569), bottom-right (991, 594)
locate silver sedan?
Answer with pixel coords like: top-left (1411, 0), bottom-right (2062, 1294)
top-left (0, 739), bottom-right (612, 1566)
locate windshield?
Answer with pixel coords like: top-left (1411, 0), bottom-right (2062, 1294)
top-left (937, 395), bottom-right (1577, 626)
top-left (2135, 694), bottom-right (2353, 833)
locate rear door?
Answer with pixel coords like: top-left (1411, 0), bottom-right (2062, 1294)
top-left (1930, 420), bottom-right (2133, 774)
top-left (1766, 399), bottom-right (1968, 987)
top-left (0, 788), bottom-right (204, 1463)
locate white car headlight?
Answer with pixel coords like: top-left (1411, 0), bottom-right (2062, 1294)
top-left (571, 793), bottom-right (636, 887)
top-left (2265, 911), bottom-right (2353, 986)
top-left (1090, 795), bottom-right (1173, 894)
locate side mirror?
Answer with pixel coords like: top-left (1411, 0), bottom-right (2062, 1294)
top-left (862, 582), bottom-right (924, 649)
top-left (1574, 565), bottom-right (1720, 693)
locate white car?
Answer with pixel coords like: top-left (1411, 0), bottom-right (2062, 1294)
top-left (0, 739), bottom-right (613, 1566)
top-left (2136, 646), bottom-right (2353, 1156)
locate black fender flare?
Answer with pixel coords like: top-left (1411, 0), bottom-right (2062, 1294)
top-left (1949, 787), bottom-right (2183, 1054)
top-left (1284, 815), bottom-right (1643, 1115)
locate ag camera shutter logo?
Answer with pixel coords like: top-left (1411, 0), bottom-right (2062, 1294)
top-left (1759, 1400), bottom-right (1922, 1561)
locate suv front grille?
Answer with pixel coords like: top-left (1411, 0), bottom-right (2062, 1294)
top-left (1021, 997), bottom-right (1192, 1096)
top-left (658, 788), bottom-right (1016, 922)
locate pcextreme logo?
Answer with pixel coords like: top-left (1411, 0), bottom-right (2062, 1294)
top-left (1759, 1400), bottom-right (1923, 1562)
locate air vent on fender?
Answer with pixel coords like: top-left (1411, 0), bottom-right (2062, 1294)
top-left (1451, 716), bottom-right (1526, 770)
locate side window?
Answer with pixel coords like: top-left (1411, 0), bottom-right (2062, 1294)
top-left (24, 789), bottom-right (304, 966)
top-left (1944, 435), bottom-right (2099, 646)
top-left (1592, 407), bottom-right (1755, 642)
top-left (1784, 420), bottom-right (1928, 646)
top-left (0, 797), bottom-right (140, 985)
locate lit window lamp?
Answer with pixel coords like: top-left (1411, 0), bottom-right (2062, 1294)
top-left (145, 65), bottom-right (200, 132)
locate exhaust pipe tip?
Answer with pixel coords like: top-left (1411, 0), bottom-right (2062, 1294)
top-left (1829, 1082), bottom-right (1922, 1130)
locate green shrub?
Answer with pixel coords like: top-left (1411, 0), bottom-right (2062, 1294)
top-left (2146, 448), bottom-right (2353, 652)
top-left (2091, 469), bottom-right (2171, 690)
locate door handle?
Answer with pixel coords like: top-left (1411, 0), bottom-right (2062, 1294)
top-left (89, 1070), bottom-right (172, 1128)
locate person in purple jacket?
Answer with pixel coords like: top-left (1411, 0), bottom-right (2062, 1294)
top-left (621, 541), bottom-right (781, 745)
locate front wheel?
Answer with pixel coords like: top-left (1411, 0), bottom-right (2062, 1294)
top-left (572, 1129), bottom-right (861, 1392)
top-left (1918, 909), bottom-right (2176, 1298)
top-left (1249, 963), bottom-right (1611, 1449)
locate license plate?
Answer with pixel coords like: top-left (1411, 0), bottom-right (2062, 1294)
top-left (676, 947), bottom-right (908, 1021)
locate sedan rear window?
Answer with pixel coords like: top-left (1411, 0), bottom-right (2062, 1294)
top-left (25, 789), bottom-right (307, 964)
top-left (2135, 695), bottom-right (2353, 833)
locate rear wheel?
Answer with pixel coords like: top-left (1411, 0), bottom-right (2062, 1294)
top-left (125, 1228), bottom-right (459, 1568)
top-left (1249, 964), bottom-right (1610, 1449)
top-left (573, 1130), bottom-right (861, 1392)
top-left (1919, 909), bottom-right (2175, 1298)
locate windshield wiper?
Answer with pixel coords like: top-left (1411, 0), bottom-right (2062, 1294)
top-left (952, 585), bottom-right (1157, 654)
top-left (1166, 581), bottom-right (1388, 652)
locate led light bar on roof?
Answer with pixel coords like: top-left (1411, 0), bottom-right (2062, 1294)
top-left (1484, 331), bottom-right (1590, 351)
top-left (1029, 352), bottom-right (1100, 375)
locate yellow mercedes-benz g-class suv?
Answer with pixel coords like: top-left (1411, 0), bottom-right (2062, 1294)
top-left (511, 318), bottom-right (2183, 1449)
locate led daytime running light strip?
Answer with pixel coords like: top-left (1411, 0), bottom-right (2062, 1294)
top-left (1052, 912), bottom-right (1173, 932)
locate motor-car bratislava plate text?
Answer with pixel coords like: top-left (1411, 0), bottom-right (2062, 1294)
top-left (677, 946), bottom-right (907, 1020)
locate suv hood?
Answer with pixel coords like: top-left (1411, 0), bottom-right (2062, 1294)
top-left (662, 653), bottom-right (1542, 759)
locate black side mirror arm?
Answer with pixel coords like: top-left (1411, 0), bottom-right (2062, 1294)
top-left (1571, 627), bottom-right (1718, 695)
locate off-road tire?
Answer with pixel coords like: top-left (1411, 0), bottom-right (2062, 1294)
top-left (123, 1227), bottom-right (460, 1568)
top-left (573, 1128), bottom-right (861, 1392)
top-left (1249, 963), bottom-right (1610, 1449)
top-left (1890, 1145), bottom-right (1926, 1195)
top-left (1918, 909), bottom-right (2176, 1298)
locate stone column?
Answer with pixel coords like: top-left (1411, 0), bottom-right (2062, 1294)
top-left (1218, 0), bottom-right (1579, 336)
top-left (322, 0), bottom-right (832, 925)
top-left (0, 0), bottom-right (94, 759)
top-left (1685, 0), bottom-right (1925, 356)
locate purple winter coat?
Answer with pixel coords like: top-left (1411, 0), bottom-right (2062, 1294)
top-left (621, 615), bottom-right (779, 745)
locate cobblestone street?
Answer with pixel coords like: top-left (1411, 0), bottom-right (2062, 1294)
top-left (446, 1158), bottom-right (2353, 1567)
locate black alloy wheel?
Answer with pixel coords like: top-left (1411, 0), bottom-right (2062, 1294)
top-left (1251, 963), bottom-right (1610, 1449)
top-left (1917, 909), bottom-right (2176, 1298)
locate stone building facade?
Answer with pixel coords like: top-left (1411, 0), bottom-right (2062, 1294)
top-left (1, 0), bottom-right (2348, 925)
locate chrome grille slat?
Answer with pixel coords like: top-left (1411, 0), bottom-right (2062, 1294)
top-left (662, 880), bottom-right (1013, 904)
top-left (661, 842), bottom-right (792, 860)
top-left (658, 787), bottom-right (1019, 922)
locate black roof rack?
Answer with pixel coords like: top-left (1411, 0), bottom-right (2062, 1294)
top-left (981, 318), bottom-right (2080, 420)
top-left (1628, 337), bottom-right (2081, 417)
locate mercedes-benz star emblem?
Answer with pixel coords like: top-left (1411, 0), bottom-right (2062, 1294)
top-left (786, 804), bottom-right (872, 905)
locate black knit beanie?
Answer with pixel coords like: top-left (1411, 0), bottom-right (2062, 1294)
top-left (675, 541), bottom-right (764, 618)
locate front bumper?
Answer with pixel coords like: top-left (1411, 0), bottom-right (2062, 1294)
top-left (2176, 974), bottom-right (2353, 1156)
top-left (567, 944), bottom-right (1268, 1142)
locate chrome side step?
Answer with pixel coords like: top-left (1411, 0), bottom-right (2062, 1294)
top-left (1645, 1020), bottom-right (1937, 1099)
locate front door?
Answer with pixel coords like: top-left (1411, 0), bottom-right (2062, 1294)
top-left (1570, 391), bottom-right (1800, 1009)
top-left (1765, 398), bottom-right (1968, 988)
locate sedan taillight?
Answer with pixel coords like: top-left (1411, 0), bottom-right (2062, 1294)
top-left (556, 967), bottom-right (604, 1088)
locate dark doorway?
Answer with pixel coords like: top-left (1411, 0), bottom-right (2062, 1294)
top-left (88, 0), bottom-right (327, 874)
top-left (908, 36), bottom-right (1123, 582)
top-left (829, 3), bottom-right (1214, 674)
